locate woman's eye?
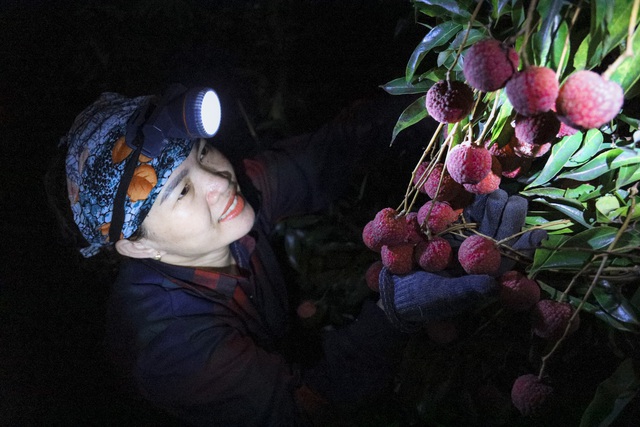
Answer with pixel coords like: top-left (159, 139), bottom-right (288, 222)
top-left (178, 184), bottom-right (190, 200)
top-left (199, 144), bottom-right (209, 162)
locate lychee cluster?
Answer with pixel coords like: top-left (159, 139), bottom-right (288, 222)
top-left (450, 38), bottom-right (624, 187)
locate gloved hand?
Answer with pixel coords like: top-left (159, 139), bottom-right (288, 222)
top-left (463, 189), bottom-right (548, 275)
top-left (378, 267), bottom-right (498, 333)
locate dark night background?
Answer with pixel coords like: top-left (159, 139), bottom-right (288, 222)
top-left (1, 1), bottom-right (639, 426)
top-left (0, 1), bottom-right (425, 425)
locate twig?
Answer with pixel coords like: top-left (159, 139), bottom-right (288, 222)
top-left (538, 185), bottom-right (638, 380)
top-left (602, 0), bottom-right (639, 80)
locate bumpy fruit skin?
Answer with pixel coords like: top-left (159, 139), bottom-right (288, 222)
top-left (511, 374), bottom-right (553, 416)
top-left (365, 260), bottom-right (383, 292)
top-left (426, 80), bottom-right (475, 123)
top-left (414, 236), bottom-right (452, 272)
top-left (362, 220), bottom-right (383, 252)
top-left (458, 235), bottom-right (501, 275)
top-left (498, 270), bottom-right (540, 311)
top-left (463, 39), bottom-right (519, 92)
top-left (371, 207), bottom-right (407, 246)
top-left (463, 155), bottom-right (502, 195)
top-left (417, 200), bottom-right (458, 234)
top-left (556, 70), bottom-right (624, 130)
top-left (404, 212), bottom-right (424, 244)
top-left (506, 66), bottom-right (559, 116)
top-left (531, 300), bottom-right (580, 340)
top-left (381, 243), bottom-right (414, 274)
top-left (446, 144), bottom-right (493, 184)
top-left (416, 162), bottom-right (463, 201)
top-left (514, 111), bottom-right (561, 146)
top-left (487, 139), bottom-right (532, 178)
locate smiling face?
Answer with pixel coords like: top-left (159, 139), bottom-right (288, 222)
top-left (120, 139), bottom-right (256, 267)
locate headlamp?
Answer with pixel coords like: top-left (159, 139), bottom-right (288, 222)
top-left (125, 83), bottom-right (222, 158)
top-left (109, 84), bottom-right (222, 243)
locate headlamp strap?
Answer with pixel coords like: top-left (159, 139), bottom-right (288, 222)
top-left (108, 132), bottom-right (145, 244)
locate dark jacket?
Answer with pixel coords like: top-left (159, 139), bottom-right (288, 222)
top-left (106, 98), bottom-right (418, 426)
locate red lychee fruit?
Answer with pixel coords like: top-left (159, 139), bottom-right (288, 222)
top-left (404, 212), bottom-right (424, 244)
top-left (463, 39), bottom-right (519, 92)
top-left (362, 220), bottom-right (383, 252)
top-left (487, 139), bottom-right (532, 178)
top-left (365, 260), bottom-right (383, 292)
top-left (417, 200), bottom-right (459, 234)
top-left (425, 320), bottom-right (459, 344)
top-left (531, 300), bottom-right (580, 340)
top-left (414, 236), bottom-right (452, 272)
top-left (506, 66), bottom-right (559, 116)
top-left (511, 139), bottom-right (552, 159)
top-left (426, 80), bottom-right (475, 123)
top-left (381, 243), bottom-right (414, 275)
top-left (514, 111), bottom-right (561, 146)
top-left (414, 162), bottom-right (463, 201)
top-left (511, 374), bottom-right (553, 416)
top-left (296, 300), bottom-right (318, 319)
top-left (498, 270), bottom-right (540, 311)
top-left (446, 143), bottom-right (493, 185)
top-left (458, 235), bottom-right (501, 275)
top-left (369, 207), bottom-right (407, 247)
top-left (556, 70), bottom-right (624, 130)
top-left (463, 155), bottom-right (502, 195)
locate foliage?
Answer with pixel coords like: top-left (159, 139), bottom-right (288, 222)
top-left (373, 0), bottom-right (640, 425)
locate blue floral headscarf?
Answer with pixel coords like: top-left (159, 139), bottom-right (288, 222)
top-left (62, 92), bottom-right (195, 257)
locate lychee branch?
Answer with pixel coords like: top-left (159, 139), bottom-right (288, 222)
top-left (445, 0), bottom-right (485, 82)
top-left (602, 0), bottom-right (639, 81)
top-left (538, 185), bottom-right (637, 380)
top-left (518, 0), bottom-right (539, 68)
top-left (556, 0), bottom-right (583, 75)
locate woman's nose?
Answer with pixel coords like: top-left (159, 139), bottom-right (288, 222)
top-left (204, 170), bottom-right (233, 204)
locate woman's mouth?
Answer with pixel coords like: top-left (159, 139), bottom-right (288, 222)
top-left (219, 194), bottom-right (245, 222)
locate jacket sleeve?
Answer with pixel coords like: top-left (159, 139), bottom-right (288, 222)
top-left (244, 94), bottom-right (437, 233)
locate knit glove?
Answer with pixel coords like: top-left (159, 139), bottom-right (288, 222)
top-left (463, 189), bottom-right (547, 274)
top-left (378, 267), bottom-right (498, 333)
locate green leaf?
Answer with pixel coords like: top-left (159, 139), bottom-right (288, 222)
top-left (412, 0), bottom-right (472, 19)
top-left (521, 187), bottom-right (565, 199)
top-left (608, 25), bottom-right (640, 95)
top-left (549, 20), bottom-right (569, 73)
top-left (533, 198), bottom-right (593, 229)
top-left (567, 129), bottom-right (602, 166)
top-left (573, 34), bottom-right (592, 71)
top-left (533, 0), bottom-right (564, 66)
top-left (580, 358), bottom-right (640, 427)
top-left (406, 22), bottom-right (463, 83)
top-left (525, 133), bottom-right (582, 188)
top-left (489, 94), bottom-right (513, 143)
top-left (593, 281), bottom-right (640, 327)
top-left (617, 163), bottom-right (640, 188)
top-left (380, 77), bottom-right (433, 95)
top-left (391, 96), bottom-right (429, 145)
top-left (602, 0), bottom-right (640, 57)
top-left (558, 148), bottom-right (640, 181)
top-left (595, 194), bottom-right (621, 223)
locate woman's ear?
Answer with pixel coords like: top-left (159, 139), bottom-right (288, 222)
top-left (114, 238), bottom-right (158, 259)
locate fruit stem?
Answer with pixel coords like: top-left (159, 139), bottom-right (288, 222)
top-left (446, 0), bottom-right (485, 81)
top-left (602, 0), bottom-right (639, 81)
top-left (474, 91), bottom-right (501, 146)
top-left (519, 0), bottom-right (539, 68)
top-left (494, 219), bottom-right (571, 246)
top-left (556, 0), bottom-right (583, 76)
top-left (539, 186), bottom-right (637, 380)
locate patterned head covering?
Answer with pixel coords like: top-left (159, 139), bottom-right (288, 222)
top-left (63, 92), bottom-right (195, 257)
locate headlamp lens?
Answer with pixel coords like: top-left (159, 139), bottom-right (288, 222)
top-left (200, 89), bottom-right (221, 137)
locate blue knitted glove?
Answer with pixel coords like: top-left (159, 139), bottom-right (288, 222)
top-left (463, 189), bottom-right (547, 274)
top-left (378, 267), bottom-right (498, 332)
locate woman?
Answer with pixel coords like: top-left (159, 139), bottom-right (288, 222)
top-left (59, 89), bottom-right (527, 426)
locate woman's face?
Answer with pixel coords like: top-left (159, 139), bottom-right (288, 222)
top-left (139, 139), bottom-right (255, 266)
